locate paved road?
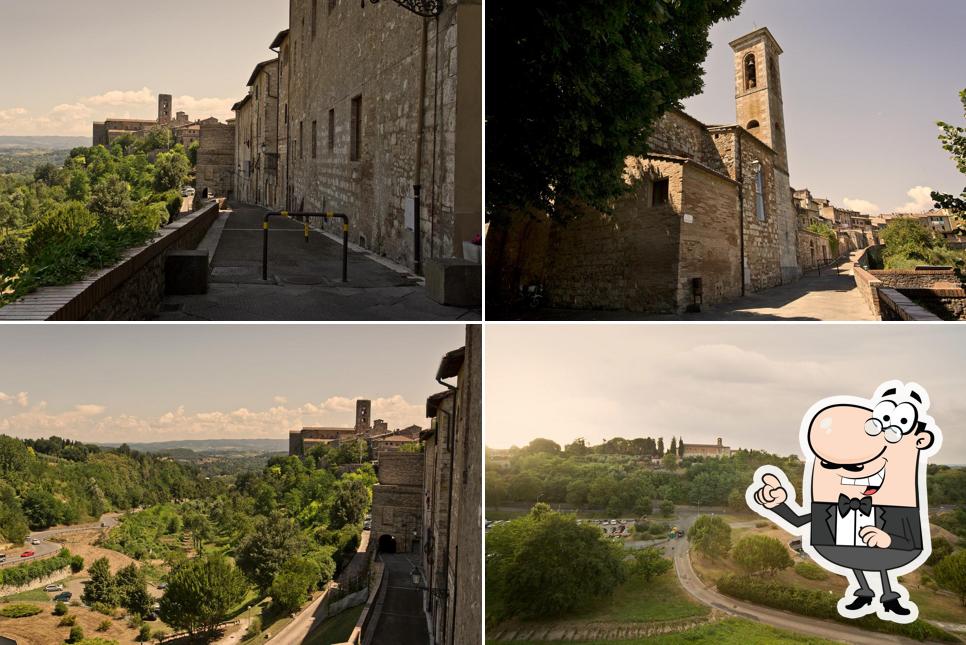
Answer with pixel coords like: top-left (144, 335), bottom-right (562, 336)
top-left (159, 203), bottom-right (480, 321)
top-left (1, 513), bottom-right (120, 569)
top-left (368, 553), bottom-right (430, 645)
top-left (268, 530), bottom-right (370, 645)
top-left (668, 514), bottom-right (921, 645)
top-left (500, 254), bottom-right (875, 321)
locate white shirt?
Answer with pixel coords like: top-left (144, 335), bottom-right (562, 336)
top-left (835, 502), bottom-right (875, 547)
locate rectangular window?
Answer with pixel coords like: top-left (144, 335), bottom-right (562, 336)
top-left (328, 108), bottom-right (335, 151)
top-left (350, 95), bottom-right (362, 161)
top-left (311, 0), bottom-right (318, 38)
top-left (299, 121), bottom-right (304, 159)
top-left (311, 120), bottom-right (317, 159)
top-left (755, 169), bottom-right (766, 221)
top-left (651, 178), bottom-right (669, 207)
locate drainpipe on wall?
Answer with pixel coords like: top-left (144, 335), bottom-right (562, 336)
top-left (736, 130), bottom-right (746, 297)
top-left (270, 42), bottom-right (282, 210)
top-left (413, 18), bottom-right (430, 276)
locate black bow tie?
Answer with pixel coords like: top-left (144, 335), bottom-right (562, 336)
top-left (838, 494), bottom-right (873, 517)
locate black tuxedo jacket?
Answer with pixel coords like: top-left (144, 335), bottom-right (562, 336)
top-left (772, 501), bottom-right (922, 550)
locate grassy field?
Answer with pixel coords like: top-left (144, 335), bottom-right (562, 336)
top-left (690, 521), bottom-right (966, 625)
top-left (303, 605), bottom-right (363, 645)
top-left (0, 588), bottom-right (51, 602)
top-left (490, 570), bottom-right (707, 627)
top-left (487, 617), bottom-right (845, 644)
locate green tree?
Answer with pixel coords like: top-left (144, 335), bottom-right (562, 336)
top-left (158, 554), bottom-right (247, 636)
top-left (235, 512), bottom-right (307, 591)
top-left (927, 536), bottom-right (954, 566)
top-left (270, 556), bottom-right (321, 613)
top-left (486, 0), bottom-right (743, 216)
top-left (934, 550), bottom-right (966, 606)
top-left (688, 514), bottom-right (731, 560)
top-left (486, 503), bottom-right (626, 619)
top-left (66, 170), bottom-right (90, 202)
top-left (629, 546), bottom-right (672, 582)
top-left (82, 558), bottom-right (118, 607)
top-left (660, 500), bottom-right (674, 516)
top-left (806, 221), bottom-right (839, 256)
top-left (678, 439), bottom-right (685, 458)
top-left (931, 89), bottom-right (966, 215)
top-left (137, 624), bottom-right (152, 642)
top-left (331, 478), bottom-right (370, 529)
top-left (88, 175), bottom-right (134, 223)
top-left (184, 511), bottom-right (214, 551)
top-left (67, 625), bottom-right (85, 643)
top-left (20, 487), bottom-right (62, 529)
top-left (152, 149), bottom-right (190, 192)
top-left (114, 563), bottom-right (152, 616)
top-left (731, 534), bottom-right (793, 576)
top-left (661, 452), bottom-right (677, 469)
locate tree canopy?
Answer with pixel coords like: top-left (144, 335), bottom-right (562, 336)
top-left (486, 503), bottom-right (626, 618)
top-left (486, 0), bottom-right (743, 217)
top-left (931, 88), bottom-right (966, 215)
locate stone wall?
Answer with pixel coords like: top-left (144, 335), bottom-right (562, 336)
top-left (896, 287), bottom-right (966, 321)
top-left (648, 111), bottom-right (727, 175)
top-left (853, 265), bottom-right (883, 319)
top-left (797, 228), bottom-right (832, 271)
top-left (867, 267), bottom-right (961, 290)
top-left (196, 121), bottom-right (235, 198)
top-left (0, 201), bottom-right (219, 321)
top-left (370, 484), bottom-right (422, 554)
top-left (0, 567), bottom-right (71, 598)
top-left (377, 452), bottom-right (423, 486)
top-left (279, 0), bottom-right (480, 267)
top-left (234, 99), bottom-right (254, 203)
top-left (676, 162), bottom-right (742, 308)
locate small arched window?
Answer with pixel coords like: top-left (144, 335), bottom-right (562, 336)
top-left (744, 53), bottom-right (757, 90)
top-left (746, 120), bottom-right (760, 129)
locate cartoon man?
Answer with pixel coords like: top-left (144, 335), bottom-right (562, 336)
top-left (747, 381), bottom-right (942, 624)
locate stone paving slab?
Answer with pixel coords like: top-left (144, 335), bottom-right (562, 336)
top-left (159, 203), bottom-right (479, 321)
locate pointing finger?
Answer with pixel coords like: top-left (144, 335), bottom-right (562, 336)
top-left (762, 473), bottom-right (782, 490)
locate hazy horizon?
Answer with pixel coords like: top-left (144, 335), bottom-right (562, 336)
top-left (486, 325), bottom-right (966, 465)
top-left (0, 0), bottom-right (288, 137)
top-left (0, 325), bottom-right (466, 444)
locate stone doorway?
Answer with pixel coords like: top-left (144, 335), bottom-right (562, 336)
top-left (378, 534), bottom-right (397, 553)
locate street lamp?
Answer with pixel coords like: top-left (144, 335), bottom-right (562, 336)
top-left (410, 567), bottom-right (447, 598)
top-left (362, 0), bottom-right (442, 18)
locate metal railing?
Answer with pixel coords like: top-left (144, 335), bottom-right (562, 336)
top-left (262, 211), bottom-right (349, 282)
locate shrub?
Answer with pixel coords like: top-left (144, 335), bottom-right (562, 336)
top-left (163, 190), bottom-right (183, 220)
top-left (24, 201), bottom-right (98, 260)
top-left (59, 614), bottom-right (77, 626)
top-left (731, 534), bottom-right (793, 576)
top-left (244, 616), bottom-right (262, 639)
top-left (717, 574), bottom-right (957, 642)
top-left (0, 548), bottom-right (77, 587)
top-left (0, 603), bottom-right (43, 617)
top-left (794, 561), bottom-right (828, 581)
top-left (68, 625), bottom-right (85, 643)
top-left (70, 555), bottom-right (85, 573)
top-left (137, 624), bottom-right (152, 642)
top-left (91, 602), bottom-right (116, 616)
top-left (97, 619), bottom-right (112, 632)
top-left (54, 601), bottom-right (69, 615)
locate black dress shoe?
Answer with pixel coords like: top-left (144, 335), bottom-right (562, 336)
top-left (882, 598), bottom-right (911, 615)
top-left (845, 596), bottom-right (873, 611)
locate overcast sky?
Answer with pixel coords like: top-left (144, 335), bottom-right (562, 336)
top-left (0, 0), bottom-right (288, 136)
top-left (486, 325), bottom-right (966, 465)
top-left (683, 0), bottom-right (965, 215)
top-left (0, 324), bottom-right (465, 444)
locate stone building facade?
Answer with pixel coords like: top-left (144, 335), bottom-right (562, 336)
top-left (288, 398), bottom-right (373, 456)
top-left (487, 27), bottom-right (800, 313)
top-left (682, 437), bottom-right (732, 459)
top-left (195, 121), bottom-right (236, 198)
top-left (233, 60), bottom-right (280, 206)
top-left (371, 451), bottom-right (424, 554)
top-left (233, 0), bottom-right (481, 271)
top-left (420, 325), bottom-right (480, 645)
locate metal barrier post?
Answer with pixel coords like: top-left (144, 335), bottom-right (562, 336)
top-left (262, 211), bottom-right (349, 283)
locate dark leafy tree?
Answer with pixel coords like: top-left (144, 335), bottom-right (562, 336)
top-left (934, 550), bottom-right (966, 606)
top-left (486, 503), bottom-right (626, 619)
top-left (629, 546), bottom-right (672, 581)
top-left (159, 554), bottom-right (247, 636)
top-left (236, 512), bottom-right (307, 591)
top-left (931, 89), bottom-right (966, 215)
top-left (331, 478), bottom-right (370, 529)
top-left (731, 534), bottom-right (793, 575)
top-left (486, 0), bottom-right (743, 217)
top-left (688, 514), bottom-right (731, 560)
top-left (82, 558), bottom-right (118, 607)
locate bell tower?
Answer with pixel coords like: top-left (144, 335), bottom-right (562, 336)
top-left (158, 94), bottom-right (172, 125)
top-left (730, 28), bottom-right (788, 171)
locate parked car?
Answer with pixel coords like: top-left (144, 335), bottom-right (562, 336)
top-left (20, 550), bottom-right (34, 557)
top-left (44, 584), bottom-right (64, 592)
top-left (145, 612), bottom-right (158, 621)
top-left (180, 186), bottom-right (195, 197)
top-left (363, 519), bottom-right (371, 530)
top-left (0, 554), bottom-right (6, 563)
top-left (156, 582), bottom-right (168, 590)
top-left (54, 592), bottom-right (72, 602)
top-left (31, 538), bottom-right (40, 545)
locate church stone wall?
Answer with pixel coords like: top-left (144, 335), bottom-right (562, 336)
top-left (196, 121), bottom-right (235, 198)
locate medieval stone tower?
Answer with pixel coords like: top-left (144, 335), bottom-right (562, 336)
top-left (355, 399), bottom-right (372, 432)
top-left (158, 94), bottom-right (172, 125)
top-left (730, 28), bottom-right (788, 171)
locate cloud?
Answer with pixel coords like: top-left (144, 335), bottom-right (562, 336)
top-left (74, 404), bottom-right (106, 416)
top-left (895, 186), bottom-right (936, 213)
top-left (0, 88), bottom-right (235, 136)
top-left (842, 198), bottom-right (881, 215)
top-left (16, 392), bottom-right (28, 408)
top-left (0, 394), bottom-right (427, 443)
top-left (273, 395), bottom-right (288, 404)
